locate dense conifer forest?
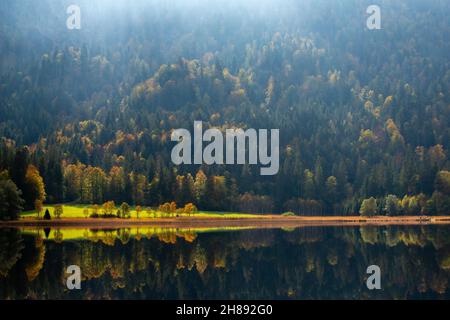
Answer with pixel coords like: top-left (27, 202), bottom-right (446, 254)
top-left (1, 0), bottom-right (449, 218)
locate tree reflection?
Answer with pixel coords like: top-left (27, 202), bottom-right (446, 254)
top-left (1, 226), bottom-right (450, 299)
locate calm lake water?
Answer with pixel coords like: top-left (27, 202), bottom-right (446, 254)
top-left (1, 225), bottom-right (450, 299)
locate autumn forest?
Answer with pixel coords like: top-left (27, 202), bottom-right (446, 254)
top-left (0, 0), bottom-right (450, 220)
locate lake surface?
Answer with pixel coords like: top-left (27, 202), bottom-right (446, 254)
top-left (1, 225), bottom-right (450, 299)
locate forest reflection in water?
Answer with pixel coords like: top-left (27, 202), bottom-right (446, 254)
top-left (1, 225), bottom-right (450, 299)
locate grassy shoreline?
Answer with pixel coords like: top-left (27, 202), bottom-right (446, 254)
top-left (19, 204), bottom-right (258, 219)
top-left (3, 215), bottom-right (450, 229)
top-left (0, 205), bottom-right (447, 229)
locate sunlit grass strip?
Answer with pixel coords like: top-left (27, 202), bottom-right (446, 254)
top-left (20, 205), bottom-right (260, 219)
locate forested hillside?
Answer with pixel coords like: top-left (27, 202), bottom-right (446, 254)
top-left (1, 0), bottom-right (449, 218)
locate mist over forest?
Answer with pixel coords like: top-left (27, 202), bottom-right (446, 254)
top-left (0, 0), bottom-right (449, 217)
